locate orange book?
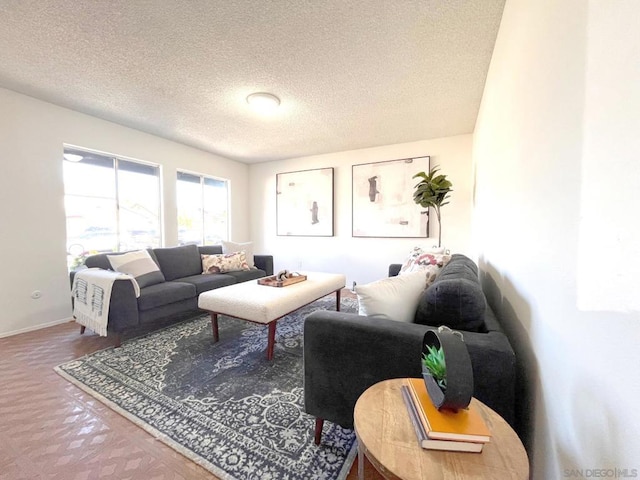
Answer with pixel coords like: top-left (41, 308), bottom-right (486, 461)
top-left (401, 386), bottom-right (483, 452)
top-left (406, 377), bottom-right (491, 443)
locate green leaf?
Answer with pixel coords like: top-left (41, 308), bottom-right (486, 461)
top-left (422, 344), bottom-right (447, 386)
top-left (412, 166), bottom-right (452, 244)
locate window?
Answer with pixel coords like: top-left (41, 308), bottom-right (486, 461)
top-left (63, 147), bottom-right (162, 268)
top-left (176, 171), bottom-right (229, 246)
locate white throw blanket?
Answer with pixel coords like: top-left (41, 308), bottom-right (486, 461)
top-left (72, 268), bottom-right (141, 337)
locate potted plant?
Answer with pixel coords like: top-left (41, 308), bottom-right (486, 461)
top-left (421, 327), bottom-right (473, 411)
top-left (69, 250), bottom-right (97, 270)
top-left (422, 344), bottom-right (447, 391)
top-left (412, 167), bottom-right (453, 247)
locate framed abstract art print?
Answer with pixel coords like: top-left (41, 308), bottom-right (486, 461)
top-left (276, 168), bottom-right (334, 236)
top-left (352, 156), bottom-right (430, 237)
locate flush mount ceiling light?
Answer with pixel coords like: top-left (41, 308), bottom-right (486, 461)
top-left (63, 153), bottom-right (83, 162)
top-left (246, 92), bottom-right (280, 114)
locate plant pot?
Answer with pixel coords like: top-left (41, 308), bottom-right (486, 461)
top-left (422, 368), bottom-right (446, 408)
top-left (421, 327), bottom-right (473, 411)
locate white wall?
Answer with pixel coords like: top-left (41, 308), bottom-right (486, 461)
top-left (577, 1), bottom-right (640, 312)
top-left (0, 88), bottom-right (249, 337)
top-left (249, 135), bottom-right (473, 287)
top-left (473, 1), bottom-right (640, 478)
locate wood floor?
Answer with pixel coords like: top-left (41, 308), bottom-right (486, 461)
top-left (0, 290), bottom-right (383, 480)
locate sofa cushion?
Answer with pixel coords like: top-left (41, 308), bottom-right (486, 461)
top-left (153, 244), bottom-right (202, 281)
top-left (107, 250), bottom-right (165, 288)
top-left (198, 245), bottom-right (223, 255)
top-left (355, 270), bottom-right (427, 323)
top-left (415, 254), bottom-right (486, 332)
top-left (437, 254), bottom-right (479, 282)
top-left (201, 251), bottom-right (250, 274)
top-left (221, 269), bottom-right (266, 283)
top-left (177, 273), bottom-right (236, 295)
top-left (137, 281), bottom-right (196, 311)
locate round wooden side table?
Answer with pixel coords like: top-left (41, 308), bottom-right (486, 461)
top-left (353, 378), bottom-right (529, 480)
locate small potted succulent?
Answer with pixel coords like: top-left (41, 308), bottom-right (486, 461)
top-left (422, 344), bottom-right (447, 391)
top-left (421, 326), bottom-right (473, 411)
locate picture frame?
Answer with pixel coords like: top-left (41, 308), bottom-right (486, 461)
top-left (352, 156), bottom-right (430, 238)
top-left (276, 167), bottom-right (334, 236)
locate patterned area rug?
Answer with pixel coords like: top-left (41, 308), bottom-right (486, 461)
top-left (55, 296), bottom-right (358, 480)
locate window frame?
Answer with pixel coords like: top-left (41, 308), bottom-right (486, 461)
top-left (63, 145), bottom-right (163, 266)
top-left (176, 169), bottom-right (230, 246)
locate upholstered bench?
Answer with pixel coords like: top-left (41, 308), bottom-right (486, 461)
top-left (198, 272), bottom-right (346, 360)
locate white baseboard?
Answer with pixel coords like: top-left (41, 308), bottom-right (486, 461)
top-left (0, 317), bottom-right (74, 338)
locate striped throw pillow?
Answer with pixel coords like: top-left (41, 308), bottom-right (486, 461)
top-left (107, 250), bottom-right (165, 288)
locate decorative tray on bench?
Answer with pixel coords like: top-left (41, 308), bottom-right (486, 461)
top-left (257, 274), bottom-right (307, 287)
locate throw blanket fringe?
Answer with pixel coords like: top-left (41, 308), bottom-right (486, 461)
top-left (72, 268), bottom-right (140, 336)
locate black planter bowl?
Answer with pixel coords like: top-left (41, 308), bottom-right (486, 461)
top-left (421, 327), bottom-right (474, 411)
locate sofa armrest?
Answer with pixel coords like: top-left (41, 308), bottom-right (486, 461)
top-left (303, 311), bottom-right (516, 428)
top-left (69, 269), bottom-right (81, 289)
top-left (389, 263), bottom-right (402, 277)
top-left (304, 311), bottom-right (427, 428)
top-left (106, 279), bottom-right (140, 333)
top-left (69, 268), bottom-right (139, 334)
top-left (462, 328), bottom-right (516, 425)
top-left (254, 255), bottom-right (274, 276)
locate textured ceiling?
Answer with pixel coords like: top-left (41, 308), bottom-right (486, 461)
top-left (0, 0), bottom-right (505, 163)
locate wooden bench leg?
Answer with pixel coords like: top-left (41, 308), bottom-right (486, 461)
top-left (210, 313), bottom-right (219, 342)
top-left (314, 418), bottom-right (324, 445)
top-left (266, 321), bottom-right (276, 360)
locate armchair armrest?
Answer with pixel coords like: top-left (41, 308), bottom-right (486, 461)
top-left (254, 255), bottom-right (274, 276)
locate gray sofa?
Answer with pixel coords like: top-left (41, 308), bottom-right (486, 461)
top-left (303, 254), bottom-right (516, 443)
top-left (73, 244), bottom-right (273, 345)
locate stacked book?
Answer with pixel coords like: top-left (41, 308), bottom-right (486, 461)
top-left (401, 377), bottom-right (491, 453)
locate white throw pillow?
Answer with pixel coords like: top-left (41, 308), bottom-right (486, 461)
top-left (355, 270), bottom-right (427, 323)
top-left (221, 240), bottom-right (255, 268)
top-left (107, 250), bottom-right (165, 288)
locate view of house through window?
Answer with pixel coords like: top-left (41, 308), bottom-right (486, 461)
top-left (63, 147), bottom-right (162, 269)
top-left (177, 171), bottom-right (229, 246)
